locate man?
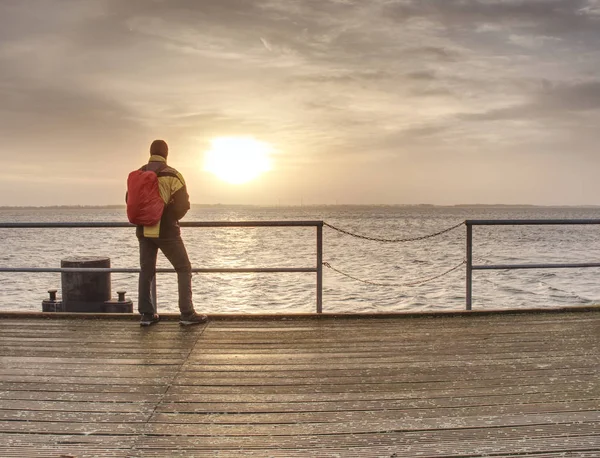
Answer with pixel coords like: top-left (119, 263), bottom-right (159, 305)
top-left (129, 139), bottom-right (207, 326)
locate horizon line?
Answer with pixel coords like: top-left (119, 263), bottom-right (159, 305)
top-left (2, 203), bottom-right (600, 209)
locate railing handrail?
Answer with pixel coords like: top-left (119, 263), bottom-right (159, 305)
top-left (0, 220), bottom-right (324, 313)
top-left (466, 218), bottom-right (600, 310)
top-left (472, 263), bottom-right (600, 270)
top-left (0, 267), bottom-right (316, 273)
top-left (0, 221), bottom-right (324, 228)
top-left (466, 219), bottom-right (600, 225)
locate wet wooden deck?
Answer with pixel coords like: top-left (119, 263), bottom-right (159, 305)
top-left (0, 310), bottom-right (599, 457)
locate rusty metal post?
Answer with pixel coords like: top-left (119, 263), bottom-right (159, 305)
top-left (317, 224), bottom-right (323, 313)
top-left (466, 223), bottom-right (473, 311)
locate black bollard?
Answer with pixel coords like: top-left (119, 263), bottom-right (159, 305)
top-left (104, 290), bottom-right (134, 313)
top-left (42, 289), bottom-right (64, 312)
top-left (61, 256), bottom-right (111, 313)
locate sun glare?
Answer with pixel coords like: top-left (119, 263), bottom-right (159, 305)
top-left (203, 137), bottom-right (273, 184)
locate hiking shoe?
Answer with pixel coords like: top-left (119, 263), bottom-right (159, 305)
top-left (140, 313), bottom-right (160, 326)
top-left (179, 312), bottom-right (208, 326)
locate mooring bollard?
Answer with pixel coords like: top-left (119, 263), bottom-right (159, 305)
top-left (61, 256), bottom-right (111, 313)
top-left (42, 289), bottom-right (65, 312)
top-left (51, 256), bottom-right (133, 313)
top-left (104, 290), bottom-right (134, 313)
top-left (42, 257), bottom-right (133, 313)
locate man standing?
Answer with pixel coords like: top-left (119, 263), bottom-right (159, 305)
top-left (129, 139), bottom-right (207, 326)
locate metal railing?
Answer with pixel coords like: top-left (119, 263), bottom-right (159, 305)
top-left (0, 221), bottom-right (324, 313)
top-left (3, 218), bottom-right (599, 314)
top-left (465, 219), bottom-right (600, 310)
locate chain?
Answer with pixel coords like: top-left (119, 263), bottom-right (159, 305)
top-left (323, 221), bottom-right (464, 243)
top-left (322, 260), bottom-right (466, 288)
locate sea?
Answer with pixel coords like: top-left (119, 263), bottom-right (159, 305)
top-left (1, 205), bottom-right (600, 314)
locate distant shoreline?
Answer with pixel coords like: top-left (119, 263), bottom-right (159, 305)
top-left (2, 204), bottom-right (600, 210)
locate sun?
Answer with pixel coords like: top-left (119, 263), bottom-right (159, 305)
top-left (203, 137), bottom-right (273, 184)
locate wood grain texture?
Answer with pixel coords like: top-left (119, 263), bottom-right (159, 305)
top-left (0, 310), bottom-right (598, 457)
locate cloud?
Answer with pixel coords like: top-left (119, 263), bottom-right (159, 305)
top-left (403, 46), bottom-right (462, 62)
top-left (0, 78), bottom-right (147, 159)
top-left (462, 80), bottom-right (600, 121)
top-left (384, 0), bottom-right (600, 35)
top-left (260, 37), bottom-right (273, 52)
top-left (508, 34), bottom-right (562, 49)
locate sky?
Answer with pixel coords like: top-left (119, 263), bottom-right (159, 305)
top-left (1, 0), bottom-right (600, 206)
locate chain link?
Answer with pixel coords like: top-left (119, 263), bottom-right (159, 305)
top-left (322, 260), bottom-right (466, 288)
top-left (323, 221), bottom-right (464, 243)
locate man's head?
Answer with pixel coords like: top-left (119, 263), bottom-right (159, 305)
top-left (150, 139), bottom-right (168, 158)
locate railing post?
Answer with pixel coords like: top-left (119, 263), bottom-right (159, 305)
top-left (316, 223), bottom-right (323, 313)
top-left (466, 223), bottom-right (473, 311)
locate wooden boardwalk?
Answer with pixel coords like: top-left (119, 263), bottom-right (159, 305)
top-left (0, 310), bottom-right (599, 457)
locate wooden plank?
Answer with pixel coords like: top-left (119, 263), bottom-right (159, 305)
top-left (133, 430), bottom-right (600, 453)
top-left (0, 399), bottom-right (156, 413)
top-left (187, 333), bottom-right (598, 345)
top-left (3, 410), bottom-right (588, 436)
top-left (0, 337), bottom-right (198, 348)
top-left (8, 338), bottom-right (596, 352)
top-left (208, 314), bottom-right (600, 326)
top-left (159, 384), bottom-right (600, 402)
top-left (203, 319), bottom-right (600, 331)
top-left (157, 394), bottom-right (600, 414)
top-left (0, 410), bottom-right (148, 422)
top-left (149, 399), bottom-right (600, 424)
top-left (197, 327), bottom-right (600, 339)
top-left (166, 374), bottom-right (599, 393)
top-left (0, 349), bottom-right (189, 358)
top-left (0, 382), bottom-right (168, 394)
top-left (0, 356), bottom-right (181, 365)
top-left (0, 390), bottom-right (163, 403)
top-left (0, 366), bottom-right (176, 376)
top-left (133, 337), bottom-right (600, 352)
top-left (178, 356), bottom-right (600, 372)
top-left (0, 375), bottom-right (173, 385)
top-left (0, 420), bottom-right (142, 434)
top-left (173, 365), bottom-right (599, 383)
top-left (183, 351), bottom-right (599, 365)
top-left (2, 363), bottom-right (596, 382)
top-left (130, 449), bottom-right (600, 458)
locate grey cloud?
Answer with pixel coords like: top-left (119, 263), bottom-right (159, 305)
top-left (290, 70), bottom-right (391, 84)
top-left (399, 123), bottom-right (451, 139)
top-left (0, 77), bottom-right (147, 159)
top-left (406, 70), bottom-right (438, 81)
top-left (163, 111), bottom-right (273, 140)
top-left (543, 80), bottom-right (600, 112)
top-left (105, 0), bottom-right (306, 41)
top-left (403, 46), bottom-right (462, 62)
top-left (385, 0), bottom-right (600, 36)
top-left (463, 80), bottom-right (600, 121)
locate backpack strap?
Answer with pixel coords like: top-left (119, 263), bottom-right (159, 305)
top-left (156, 163), bottom-right (168, 174)
top-left (140, 162), bottom-right (168, 174)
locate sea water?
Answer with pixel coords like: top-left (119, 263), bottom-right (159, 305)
top-left (1, 205), bottom-right (600, 313)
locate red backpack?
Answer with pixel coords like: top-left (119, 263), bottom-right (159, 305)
top-left (127, 166), bottom-right (165, 226)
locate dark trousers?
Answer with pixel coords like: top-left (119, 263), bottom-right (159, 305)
top-left (138, 236), bottom-right (194, 315)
